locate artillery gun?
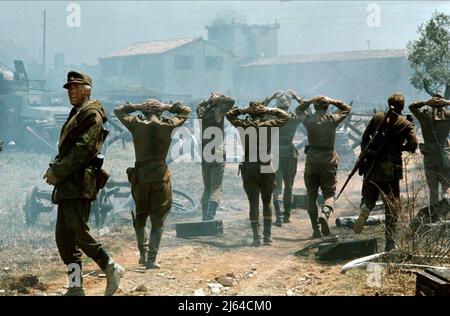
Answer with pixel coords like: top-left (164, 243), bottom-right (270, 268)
top-left (0, 60), bottom-right (69, 152)
top-left (23, 179), bottom-right (196, 227)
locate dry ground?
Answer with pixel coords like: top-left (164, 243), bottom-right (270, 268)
top-left (0, 143), bottom-right (443, 296)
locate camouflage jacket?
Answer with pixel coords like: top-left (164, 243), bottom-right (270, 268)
top-left (226, 107), bottom-right (289, 169)
top-left (114, 103), bottom-right (191, 183)
top-left (362, 112), bottom-right (418, 182)
top-left (196, 96), bottom-right (235, 163)
top-left (51, 99), bottom-right (108, 202)
top-left (296, 102), bottom-right (351, 165)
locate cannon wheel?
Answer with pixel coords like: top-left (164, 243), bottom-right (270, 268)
top-left (172, 189), bottom-right (196, 214)
top-left (24, 186), bottom-right (40, 226)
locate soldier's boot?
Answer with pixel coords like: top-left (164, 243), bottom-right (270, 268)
top-left (263, 219), bottom-right (273, 245)
top-left (384, 205), bottom-right (398, 252)
top-left (64, 263), bottom-right (85, 296)
top-left (206, 201), bottom-right (219, 220)
top-left (273, 200), bottom-right (283, 227)
top-left (135, 225), bottom-right (148, 265)
top-left (104, 259), bottom-right (125, 296)
top-left (251, 223), bottom-right (262, 247)
top-left (202, 202), bottom-right (208, 221)
top-left (146, 227), bottom-right (163, 269)
top-left (319, 205), bottom-right (333, 236)
top-left (353, 203), bottom-right (371, 234)
top-left (309, 212), bottom-right (322, 239)
top-left (283, 203), bottom-right (292, 223)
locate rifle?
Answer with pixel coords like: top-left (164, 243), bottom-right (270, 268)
top-left (336, 106), bottom-right (397, 200)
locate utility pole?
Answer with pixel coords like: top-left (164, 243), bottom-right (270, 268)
top-left (366, 40), bottom-right (371, 50)
top-left (42, 9), bottom-right (47, 67)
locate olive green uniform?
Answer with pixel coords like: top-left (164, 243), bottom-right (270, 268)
top-left (271, 114), bottom-right (302, 222)
top-left (196, 96), bottom-right (235, 220)
top-left (114, 103), bottom-right (191, 266)
top-left (296, 101), bottom-right (351, 233)
top-left (409, 103), bottom-right (450, 206)
top-left (51, 99), bottom-right (111, 271)
top-left (226, 107), bottom-right (289, 244)
top-left (360, 112), bottom-right (418, 243)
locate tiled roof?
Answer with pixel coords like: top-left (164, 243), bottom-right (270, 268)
top-left (103, 38), bottom-right (200, 58)
top-left (241, 49), bottom-right (407, 67)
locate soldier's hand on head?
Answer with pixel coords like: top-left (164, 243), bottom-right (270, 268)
top-left (430, 97), bottom-right (446, 107)
top-left (287, 90), bottom-right (300, 101)
top-left (210, 93), bottom-right (222, 104)
top-left (274, 90), bottom-right (284, 98)
top-left (318, 96), bottom-right (331, 104)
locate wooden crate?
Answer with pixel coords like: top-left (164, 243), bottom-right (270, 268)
top-left (416, 268), bottom-right (450, 296)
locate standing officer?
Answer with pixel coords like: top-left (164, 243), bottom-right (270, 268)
top-left (43, 71), bottom-right (124, 296)
top-left (227, 101), bottom-right (289, 246)
top-left (289, 92), bottom-right (351, 238)
top-left (354, 93), bottom-right (418, 251)
top-left (264, 91), bottom-right (302, 226)
top-left (196, 93), bottom-right (235, 220)
top-left (114, 99), bottom-right (191, 269)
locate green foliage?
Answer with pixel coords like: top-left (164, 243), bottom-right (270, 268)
top-left (407, 12), bottom-right (450, 96)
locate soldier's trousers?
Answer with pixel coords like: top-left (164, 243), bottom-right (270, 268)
top-left (304, 162), bottom-right (337, 215)
top-left (55, 199), bottom-right (110, 271)
top-left (131, 180), bottom-right (172, 230)
top-left (424, 161), bottom-right (450, 206)
top-left (240, 163), bottom-right (276, 223)
top-left (361, 178), bottom-right (400, 242)
top-left (273, 157), bottom-right (298, 204)
top-left (201, 162), bottom-right (225, 206)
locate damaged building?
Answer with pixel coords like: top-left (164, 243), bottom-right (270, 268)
top-left (98, 22), bottom-right (428, 105)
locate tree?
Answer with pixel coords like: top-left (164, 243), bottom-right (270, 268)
top-left (407, 12), bottom-right (450, 98)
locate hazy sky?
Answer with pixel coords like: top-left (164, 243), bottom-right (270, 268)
top-left (0, 1), bottom-right (449, 65)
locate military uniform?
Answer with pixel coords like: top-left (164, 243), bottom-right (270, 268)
top-left (114, 102), bottom-right (191, 268)
top-left (295, 99), bottom-right (351, 237)
top-left (271, 114), bottom-right (301, 225)
top-left (49, 71), bottom-right (124, 296)
top-left (409, 102), bottom-right (450, 206)
top-left (226, 106), bottom-right (289, 246)
top-left (196, 95), bottom-right (235, 220)
top-left (357, 111), bottom-right (418, 248)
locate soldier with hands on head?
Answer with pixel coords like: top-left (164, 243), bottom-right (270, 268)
top-left (226, 101), bottom-right (289, 246)
top-left (289, 91), bottom-right (351, 238)
top-left (196, 92), bottom-right (235, 221)
top-left (114, 98), bottom-right (191, 269)
top-left (409, 94), bottom-right (450, 207)
top-left (263, 91), bottom-right (302, 226)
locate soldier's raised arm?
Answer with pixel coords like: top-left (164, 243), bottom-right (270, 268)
top-left (260, 108), bottom-right (290, 127)
top-left (196, 99), bottom-right (209, 118)
top-left (114, 104), bottom-right (138, 132)
top-left (263, 91), bottom-right (283, 106)
top-left (327, 98), bottom-right (351, 124)
top-left (165, 102), bottom-right (192, 128)
top-left (409, 99), bottom-right (429, 119)
top-left (293, 97), bottom-right (315, 121)
top-left (226, 107), bottom-right (254, 128)
top-left (215, 95), bottom-right (235, 114)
